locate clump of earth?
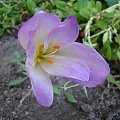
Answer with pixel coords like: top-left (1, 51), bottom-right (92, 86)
top-left (0, 34), bottom-right (120, 120)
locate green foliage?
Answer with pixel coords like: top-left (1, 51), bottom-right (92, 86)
top-left (27, 0), bottom-right (38, 13)
top-left (107, 74), bottom-right (120, 90)
top-left (96, 20), bottom-right (107, 29)
top-left (21, 0), bottom-right (120, 60)
top-left (0, 0), bottom-right (28, 36)
top-left (64, 91), bottom-right (77, 103)
top-left (84, 2), bottom-right (120, 60)
top-left (105, 0), bottom-right (119, 6)
top-left (9, 77), bottom-right (28, 86)
top-left (53, 86), bottom-right (61, 94)
top-left (49, 0), bottom-right (104, 22)
top-left (1, 0), bottom-right (119, 91)
top-left (1, 0), bottom-right (120, 61)
top-left (10, 52), bottom-right (78, 104)
top-left (10, 51), bottom-right (27, 86)
top-left (0, 0), bottom-right (108, 37)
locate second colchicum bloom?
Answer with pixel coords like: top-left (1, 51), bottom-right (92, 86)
top-left (18, 11), bottom-right (110, 107)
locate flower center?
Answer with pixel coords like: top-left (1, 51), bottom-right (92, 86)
top-left (35, 44), bottom-right (61, 64)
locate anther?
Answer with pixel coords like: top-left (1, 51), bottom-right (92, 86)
top-left (39, 44), bottom-right (44, 50)
top-left (52, 45), bottom-right (61, 49)
top-left (36, 51), bottom-right (39, 56)
top-left (46, 58), bottom-right (54, 64)
top-left (35, 58), bottom-right (41, 63)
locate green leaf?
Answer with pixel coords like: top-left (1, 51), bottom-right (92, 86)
top-left (115, 35), bottom-right (120, 44)
top-left (106, 46), bottom-right (111, 60)
top-left (105, 6), bottom-right (116, 13)
top-left (54, 0), bottom-right (67, 10)
top-left (27, 0), bottom-right (38, 13)
top-left (20, 63), bottom-right (26, 71)
top-left (96, 20), bottom-right (107, 30)
top-left (105, 0), bottom-right (119, 6)
top-left (15, 51), bottom-right (21, 59)
top-left (103, 31), bottom-right (109, 44)
top-left (53, 86), bottom-right (61, 94)
top-left (64, 92), bottom-right (77, 103)
top-left (9, 77), bottom-right (28, 86)
top-left (91, 8), bottom-right (98, 15)
top-left (107, 75), bottom-right (116, 84)
top-left (21, 56), bottom-right (27, 62)
top-left (96, 1), bottom-right (102, 12)
top-left (79, 9), bottom-right (90, 19)
top-left (117, 51), bottom-right (120, 59)
top-left (107, 75), bottom-right (120, 89)
top-left (81, 0), bottom-right (88, 3)
top-left (108, 30), bottom-right (112, 42)
top-left (89, 0), bottom-right (95, 7)
top-left (10, 58), bottom-right (18, 63)
top-left (22, 71), bottom-right (27, 76)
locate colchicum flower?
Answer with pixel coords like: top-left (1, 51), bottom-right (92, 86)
top-left (18, 11), bottom-right (110, 107)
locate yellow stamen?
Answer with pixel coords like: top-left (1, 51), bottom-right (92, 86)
top-left (34, 44), bottom-right (60, 64)
top-left (36, 51), bottom-right (39, 56)
top-left (46, 58), bottom-right (54, 64)
top-left (39, 44), bottom-right (44, 50)
top-left (46, 49), bottom-right (58, 56)
top-left (35, 58), bottom-right (41, 63)
top-left (52, 45), bottom-right (61, 49)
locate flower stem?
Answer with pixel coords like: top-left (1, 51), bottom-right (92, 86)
top-left (64, 84), bottom-right (79, 91)
top-left (84, 3), bottom-right (120, 45)
top-left (90, 19), bottom-right (120, 39)
top-left (83, 86), bottom-right (88, 98)
top-left (64, 81), bottom-right (71, 88)
top-left (18, 88), bottom-right (32, 108)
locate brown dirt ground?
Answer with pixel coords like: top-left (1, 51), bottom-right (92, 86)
top-left (0, 34), bottom-right (120, 120)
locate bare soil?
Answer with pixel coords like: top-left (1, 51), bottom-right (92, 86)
top-left (0, 34), bottom-right (120, 120)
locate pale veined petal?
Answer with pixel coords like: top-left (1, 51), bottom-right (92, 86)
top-left (58, 42), bottom-right (110, 87)
top-left (41, 56), bottom-right (90, 81)
top-left (44, 16), bottom-right (79, 49)
top-left (18, 11), bottom-right (61, 49)
top-left (25, 60), bottom-right (53, 107)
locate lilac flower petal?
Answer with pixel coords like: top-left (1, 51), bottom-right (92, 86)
top-left (18, 12), bottom-right (39, 49)
top-left (58, 43), bottom-right (110, 87)
top-left (41, 56), bottom-right (90, 81)
top-left (26, 29), bottom-right (36, 65)
top-left (18, 11), bottom-right (61, 49)
top-left (25, 60), bottom-right (53, 107)
top-left (44, 16), bottom-right (79, 48)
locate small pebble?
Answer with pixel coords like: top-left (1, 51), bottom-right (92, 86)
top-left (0, 95), bottom-right (3, 101)
top-left (10, 88), bottom-right (15, 93)
top-left (15, 95), bottom-right (22, 100)
top-left (4, 90), bottom-right (8, 96)
top-left (55, 76), bottom-right (60, 80)
top-left (0, 108), bottom-right (3, 112)
top-left (25, 111), bottom-right (29, 115)
top-left (89, 112), bottom-right (95, 119)
top-left (27, 86), bottom-right (31, 89)
top-left (81, 104), bottom-right (93, 113)
top-left (12, 111), bottom-right (16, 116)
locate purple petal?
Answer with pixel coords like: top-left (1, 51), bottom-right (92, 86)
top-left (26, 30), bottom-right (36, 65)
top-left (25, 60), bottom-right (53, 107)
top-left (41, 56), bottom-right (90, 81)
top-left (18, 11), bottom-right (61, 49)
top-left (18, 12), bottom-right (39, 49)
top-left (44, 16), bottom-right (79, 48)
top-left (58, 43), bottom-right (110, 87)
